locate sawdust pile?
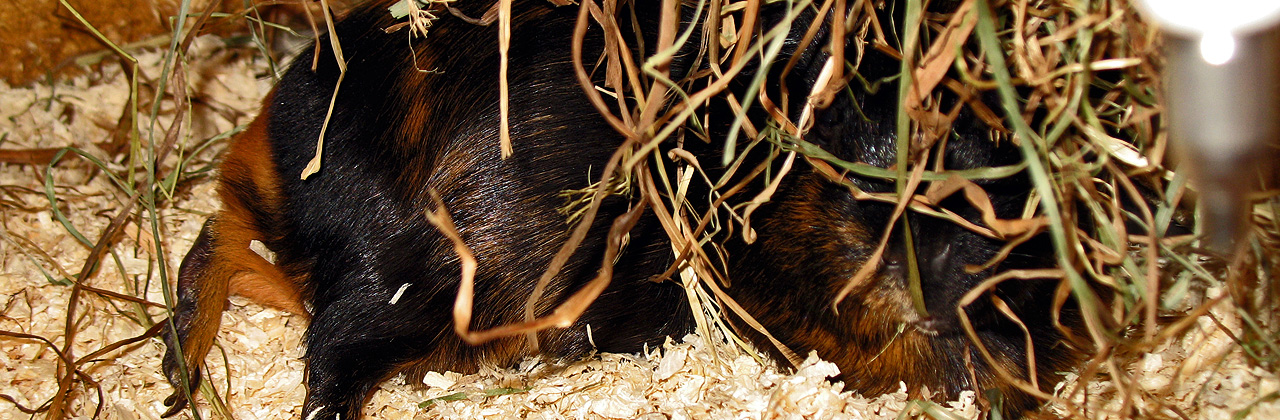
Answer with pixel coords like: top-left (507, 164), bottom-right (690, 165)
top-left (0, 34), bottom-right (1277, 420)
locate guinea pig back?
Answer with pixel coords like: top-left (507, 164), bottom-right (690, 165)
top-left (161, 0), bottom-right (1079, 418)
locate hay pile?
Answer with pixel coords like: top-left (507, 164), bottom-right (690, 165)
top-left (2, 0), bottom-right (1279, 419)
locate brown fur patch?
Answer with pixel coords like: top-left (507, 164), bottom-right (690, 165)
top-left (214, 90), bottom-right (307, 315)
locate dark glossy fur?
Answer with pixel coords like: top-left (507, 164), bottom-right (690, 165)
top-left (162, 0), bottom-right (1077, 418)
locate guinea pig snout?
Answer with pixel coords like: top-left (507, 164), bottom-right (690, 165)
top-left (876, 222), bottom-right (995, 334)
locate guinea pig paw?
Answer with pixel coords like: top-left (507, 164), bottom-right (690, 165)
top-left (159, 351), bottom-right (201, 417)
top-left (160, 392), bottom-right (190, 417)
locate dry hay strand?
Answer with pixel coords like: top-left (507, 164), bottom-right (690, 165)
top-left (2, 0), bottom-right (1279, 419)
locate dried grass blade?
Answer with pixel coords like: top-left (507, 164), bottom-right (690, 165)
top-left (923, 174), bottom-right (1046, 237)
top-left (444, 199), bottom-right (647, 346)
top-left (498, 0), bottom-right (513, 158)
top-left (574, 0), bottom-right (634, 137)
top-left (421, 190), bottom-right (481, 344)
top-left (955, 268), bottom-right (1071, 409)
top-left (301, 0), bottom-right (348, 179)
top-left (635, 0), bottom-right (681, 130)
top-left (698, 267), bottom-right (804, 367)
top-left (905, 0), bottom-right (974, 112)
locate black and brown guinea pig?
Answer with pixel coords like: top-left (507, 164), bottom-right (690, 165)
top-left (161, 0), bottom-right (1081, 418)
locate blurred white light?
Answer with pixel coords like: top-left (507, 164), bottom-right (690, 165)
top-left (1199, 31), bottom-right (1237, 65)
top-left (1135, 0), bottom-right (1280, 36)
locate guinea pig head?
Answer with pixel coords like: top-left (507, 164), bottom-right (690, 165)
top-left (721, 58), bottom-right (1068, 415)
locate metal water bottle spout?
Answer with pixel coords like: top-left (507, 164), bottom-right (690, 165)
top-left (1133, 0), bottom-right (1280, 252)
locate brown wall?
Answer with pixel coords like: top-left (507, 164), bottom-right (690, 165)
top-left (0, 0), bottom-right (339, 85)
